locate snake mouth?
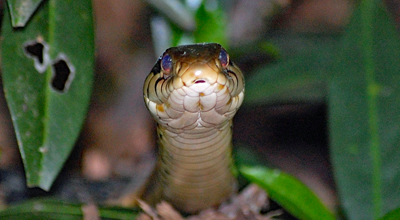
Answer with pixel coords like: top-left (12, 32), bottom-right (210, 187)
top-left (194, 79), bottom-right (206, 84)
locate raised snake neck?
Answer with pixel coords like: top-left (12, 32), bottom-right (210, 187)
top-left (140, 43), bottom-right (244, 214)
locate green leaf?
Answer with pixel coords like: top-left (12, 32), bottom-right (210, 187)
top-left (243, 35), bottom-right (339, 105)
top-left (0, 198), bottom-right (140, 220)
top-left (329, 0), bottom-right (400, 219)
top-left (379, 207), bottom-right (400, 220)
top-left (240, 166), bottom-right (335, 220)
top-left (1, 1), bottom-right (94, 190)
top-left (194, 1), bottom-right (228, 47)
top-left (6, 0), bottom-right (44, 27)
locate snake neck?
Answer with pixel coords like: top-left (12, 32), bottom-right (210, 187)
top-left (140, 43), bottom-right (244, 214)
top-left (140, 120), bottom-right (237, 214)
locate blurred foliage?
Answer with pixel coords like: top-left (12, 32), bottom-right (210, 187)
top-left (193, 2), bottom-right (227, 46)
top-left (148, 0), bottom-right (228, 53)
top-left (379, 207), bottom-right (400, 220)
top-left (243, 34), bottom-right (339, 104)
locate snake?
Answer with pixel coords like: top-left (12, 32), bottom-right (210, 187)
top-left (138, 43), bottom-right (245, 214)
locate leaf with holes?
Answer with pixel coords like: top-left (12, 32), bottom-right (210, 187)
top-left (1, 1), bottom-right (94, 190)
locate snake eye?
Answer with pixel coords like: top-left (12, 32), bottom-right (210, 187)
top-left (161, 53), bottom-right (172, 78)
top-left (219, 48), bottom-right (229, 68)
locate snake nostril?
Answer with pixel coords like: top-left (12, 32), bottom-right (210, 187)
top-left (194, 79), bottom-right (206, 84)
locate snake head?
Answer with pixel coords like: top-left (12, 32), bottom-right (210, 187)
top-left (143, 43), bottom-right (245, 131)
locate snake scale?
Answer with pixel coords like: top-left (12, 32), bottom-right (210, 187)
top-left (136, 43), bottom-right (245, 214)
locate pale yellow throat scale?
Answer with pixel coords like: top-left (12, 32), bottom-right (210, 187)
top-left (138, 43), bottom-right (245, 214)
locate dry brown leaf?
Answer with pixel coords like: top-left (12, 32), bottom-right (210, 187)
top-left (136, 184), bottom-right (281, 220)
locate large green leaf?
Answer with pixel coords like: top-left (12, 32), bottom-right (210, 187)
top-left (1, 1), bottom-right (94, 190)
top-left (240, 166), bottom-right (335, 220)
top-left (329, 0), bottom-right (400, 219)
top-left (6, 0), bottom-right (44, 27)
